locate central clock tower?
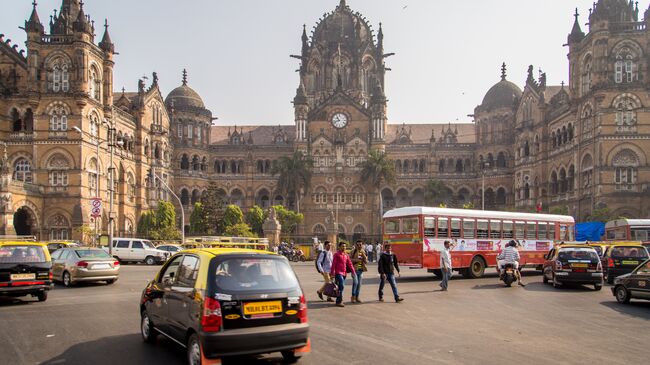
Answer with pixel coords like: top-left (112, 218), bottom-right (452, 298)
top-left (291, 0), bottom-right (390, 238)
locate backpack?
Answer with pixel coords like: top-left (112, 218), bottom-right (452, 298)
top-left (315, 250), bottom-right (327, 273)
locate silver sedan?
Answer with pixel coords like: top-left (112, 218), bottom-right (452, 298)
top-left (51, 247), bottom-right (120, 287)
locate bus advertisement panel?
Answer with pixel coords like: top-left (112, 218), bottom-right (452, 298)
top-left (383, 207), bottom-right (575, 278)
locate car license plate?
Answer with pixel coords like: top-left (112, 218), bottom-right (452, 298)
top-left (622, 260), bottom-right (638, 265)
top-left (243, 301), bottom-right (282, 315)
top-left (11, 273), bottom-right (35, 281)
top-left (92, 264), bottom-right (111, 270)
top-left (571, 263), bottom-right (588, 268)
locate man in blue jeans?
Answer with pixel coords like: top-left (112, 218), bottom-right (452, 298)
top-left (378, 243), bottom-right (404, 303)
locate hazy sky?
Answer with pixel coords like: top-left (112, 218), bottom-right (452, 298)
top-left (3, 0), bottom-right (615, 125)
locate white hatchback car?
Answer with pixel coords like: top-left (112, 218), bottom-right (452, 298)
top-left (109, 238), bottom-right (169, 265)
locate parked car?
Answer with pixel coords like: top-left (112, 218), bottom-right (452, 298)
top-left (51, 247), bottom-right (119, 286)
top-left (602, 243), bottom-right (649, 284)
top-left (109, 238), bottom-right (169, 265)
top-left (0, 241), bottom-right (52, 301)
top-left (543, 244), bottom-right (603, 290)
top-left (140, 248), bottom-right (310, 364)
top-left (155, 244), bottom-right (182, 255)
top-left (612, 259), bottom-right (650, 304)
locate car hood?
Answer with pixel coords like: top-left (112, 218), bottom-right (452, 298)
top-left (616, 273), bottom-right (633, 281)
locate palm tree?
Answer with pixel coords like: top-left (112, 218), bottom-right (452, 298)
top-left (359, 149), bottom-right (396, 236)
top-left (425, 179), bottom-right (454, 207)
top-left (271, 151), bottom-right (313, 213)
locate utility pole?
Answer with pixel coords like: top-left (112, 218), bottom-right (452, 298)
top-left (151, 167), bottom-right (185, 244)
top-left (107, 119), bottom-right (115, 256)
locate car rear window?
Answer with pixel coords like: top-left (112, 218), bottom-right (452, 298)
top-left (611, 246), bottom-right (649, 258)
top-left (0, 245), bottom-right (47, 263)
top-left (213, 257), bottom-right (299, 293)
top-left (558, 248), bottom-right (599, 262)
top-left (75, 249), bottom-right (111, 259)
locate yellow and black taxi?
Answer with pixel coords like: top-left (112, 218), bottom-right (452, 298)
top-left (0, 241), bottom-right (52, 301)
top-left (601, 243), bottom-right (649, 284)
top-left (45, 240), bottom-right (78, 253)
top-left (139, 248), bottom-right (309, 365)
top-left (612, 259), bottom-right (650, 304)
top-left (542, 244), bottom-right (603, 290)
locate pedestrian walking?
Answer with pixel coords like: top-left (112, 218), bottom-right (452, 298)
top-left (377, 243), bottom-right (404, 303)
top-left (316, 241), bottom-right (334, 302)
top-left (439, 240), bottom-right (455, 291)
top-left (350, 240), bottom-right (368, 303)
top-left (330, 242), bottom-right (356, 307)
top-left (365, 241), bottom-right (373, 262)
top-left (374, 242), bottom-right (381, 264)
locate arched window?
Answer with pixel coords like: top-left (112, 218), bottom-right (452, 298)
top-left (568, 165), bottom-right (575, 192)
top-left (47, 154), bottom-right (70, 187)
top-left (125, 218), bottom-right (134, 236)
top-left (581, 154), bottom-right (593, 190)
top-left (180, 188), bottom-right (190, 206)
top-left (49, 105), bottom-right (68, 131)
top-left (496, 152), bottom-right (506, 168)
top-left (48, 58), bottom-right (70, 93)
top-left (180, 154), bottom-right (190, 170)
top-left (615, 47), bottom-right (638, 84)
top-left (551, 171), bottom-right (558, 195)
top-left (487, 153), bottom-right (495, 167)
top-left (14, 158), bottom-right (32, 183)
top-left (455, 159), bottom-right (463, 173)
top-left (127, 173), bottom-right (135, 202)
top-left (581, 55), bottom-right (592, 96)
top-left (90, 113), bottom-right (99, 138)
top-left (438, 159), bottom-right (445, 173)
top-left (395, 160), bottom-right (402, 174)
top-left (231, 189), bottom-right (244, 207)
top-left (559, 168), bottom-right (567, 193)
top-left (313, 224), bottom-right (326, 240)
top-left (496, 188), bottom-right (507, 205)
top-left (524, 183), bottom-right (530, 200)
top-left (48, 214), bottom-right (70, 240)
top-left (191, 189), bottom-right (200, 205)
top-left (192, 156), bottom-right (200, 171)
top-left (523, 141), bottom-right (530, 157)
top-left (615, 97), bottom-right (638, 128)
top-left (613, 149), bottom-right (639, 191)
top-left (88, 158), bottom-right (98, 196)
top-left (89, 66), bottom-right (101, 100)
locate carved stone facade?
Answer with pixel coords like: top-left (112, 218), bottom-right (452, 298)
top-left (2, 0), bottom-right (650, 241)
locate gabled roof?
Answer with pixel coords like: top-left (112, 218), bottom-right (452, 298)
top-left (308, 90), bottom-right (371, 119)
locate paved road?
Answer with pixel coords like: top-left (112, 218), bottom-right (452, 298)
top-left (1, 263), bottom-right (649, 365)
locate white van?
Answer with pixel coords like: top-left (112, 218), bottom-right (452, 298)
top-left (109, 238), bottom-right (169, 265)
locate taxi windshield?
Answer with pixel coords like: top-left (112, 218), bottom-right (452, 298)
top-left (611, 246), bottom-right (649, 258)
top-left (0, 245), bottom-right (46, 263)
top-left (213, 257), bottom-right (299, 293)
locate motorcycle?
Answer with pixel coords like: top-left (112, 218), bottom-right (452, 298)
top-left (500, 263), bottom-right (516, 287)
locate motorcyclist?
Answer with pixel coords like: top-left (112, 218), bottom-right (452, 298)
top-left (497, 240), bottom-right (525, 286)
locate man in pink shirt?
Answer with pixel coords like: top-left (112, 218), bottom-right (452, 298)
top-left (330, 242), bottom-right (356, 307)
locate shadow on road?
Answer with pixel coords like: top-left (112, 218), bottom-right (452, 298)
top-left (0, 295), bottom-right (35, 306)
top-left (39, 333), bottom-right (303, 365)
top-left (522, 281), bottom-right (599, 293)
top-left (600, 300), bottom-right (650, 319)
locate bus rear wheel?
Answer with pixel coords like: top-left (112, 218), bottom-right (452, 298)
top-left (467, 256), bottom-right (486, 279)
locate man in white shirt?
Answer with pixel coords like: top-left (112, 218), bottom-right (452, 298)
top-left (439, 240), bottom-right (455, 291)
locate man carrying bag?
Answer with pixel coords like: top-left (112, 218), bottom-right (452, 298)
top-left (316, 241), bottom-right (334, 301)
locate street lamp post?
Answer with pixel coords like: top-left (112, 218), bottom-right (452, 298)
top-left (107, 122), bottom-right (116, 257)
top-left (481, 162), bottom-right (490, 210)
top-left (150, 167), bottom-right (185, 244)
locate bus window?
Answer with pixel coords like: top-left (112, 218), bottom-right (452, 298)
top-left (559, 225), bottom-right (568, 241)
top-left (549, 224), bottom-right (557, 241)
top-left (489, 220), bottom-right (502, 239)
top-left (538, 223), bottom-right (548, 239)
top-left (632, 228), bottom-right (649, 241)
top-left (515, 221), bottom-right (525, 239)
top-left (424, 217), bottom-right (435, 237)
top-left (606, 230), bottom-right (616, 240)
top-left (526, 222), bottom-right (537, 239)
top-left (402, 218), bottom-right (419, 234)
top-left (477, 220), bottom-right (488, 238)
top-left (463, 219), bottom-right (476, 238)
top-left (438, 218), bottom-right (449, 238)
top-left (568, 227), bottom-right (575, 241)
top-left (502, 221), bottom-right (513, 239)
top-left (451, 218), bottom-right (461, 238)
top-left (614, 227), bottom-right (627, 240)
top-left (385, 220), bottom-right (400, 234)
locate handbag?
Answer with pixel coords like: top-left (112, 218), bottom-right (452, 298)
top-left (323, 282), bottom-right (339, 297)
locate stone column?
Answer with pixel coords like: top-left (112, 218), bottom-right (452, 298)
top-left (0, 144), bottom-right (15, 236)
top-left (326, 210), bottom-right (337, 245)
top-left (263, 207), bottom-right (282, 250)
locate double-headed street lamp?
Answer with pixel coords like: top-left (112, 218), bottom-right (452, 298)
top-left (149, 167), bottom-right (185, 245)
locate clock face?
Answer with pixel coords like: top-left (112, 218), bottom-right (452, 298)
top-left (331, 113), bottom-right (348, 129)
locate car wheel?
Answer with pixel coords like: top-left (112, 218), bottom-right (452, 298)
top-left (552, 274), bottom-right (560, 288)
top-left (468, 256), bottom-right (486, 279)
top-left (187, 333), bottom-right (202, 365)
top-left (106, 279), bottom-right (117, 285)
top-left (543, 272), bottom-right (549, 284)
top-left (615, 286), bottom-right (631, 304)
top-left (594, 283), bottom-right (602, 291)
top-left (62, 271), bottom-right (72, 287)
top-left (281, 350), bottom-right (301, 363)
top-left (36, 291), bottom-right (48, 302)
top-left (141, 311), bottom-right (158, 343)
top-left (144, 256), bottom-right (156, 265)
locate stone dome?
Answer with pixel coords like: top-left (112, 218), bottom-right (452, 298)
top-left (165, 70), bottom-right (205, 109)
top-left (311, 0), bottom-right (373, 45)
top-left (481, 79), bottom-right (522, 110)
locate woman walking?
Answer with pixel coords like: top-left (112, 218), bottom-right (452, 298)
top-left (350, 240), bottom-right (368, 303)
top-left (330, 242), bottom-right (356, 307)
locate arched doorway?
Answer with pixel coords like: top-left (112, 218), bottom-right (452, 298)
top-left (14, 207), bottom-right (33, 236)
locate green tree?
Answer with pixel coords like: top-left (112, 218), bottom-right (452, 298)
top-left (359, 149), bottom-right (396, 232)
top-left (201, 183), bottom-right (226, 235)
top-left (550, 205), bottom-right (569, 216)
top-left (462, 201), bottom-right (475, 209)
top-left (586, 207), bottom-right (612, 223)
top-left (156, 201), bottom-right (177, 229)
top-left (271, 151), bottom-right (313, 213)
top-left (137, 210), bottom-right (157, 238)
top-left (245, 205), bottom-right (265, 236)
top-left (137, 202), bottom-right (181, 240)
top-left (223, 204), bottom-right (244, 228)
top-left (273, 205), bottom-right (304, 235)
top-left (224, 223), bottom-right (255, 237)
top-left (189, 202), bottom-right (207, 235)
top-left (425, 179), bottom-right (454, 207)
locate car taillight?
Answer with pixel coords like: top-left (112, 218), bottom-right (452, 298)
top-left (597, 261), bottom-right (602, 271)
top-left (201, 297), bottom-right (222, 332)
top-left (113, 261), bottom-right (120, 266)
top-left (77, 261), bottom-right (88, 268)
top-left (608, 258), bottom-right (615, 268)
top-left (49, 271), bottom-right (53, 280)
top-left (297, 294), bottom-right (308, 324)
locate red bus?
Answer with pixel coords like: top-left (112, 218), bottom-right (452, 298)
top-left (382, 207), bottom-right (575, 278)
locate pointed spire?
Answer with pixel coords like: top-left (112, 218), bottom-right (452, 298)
top-left (294, 79), bottom-right (308, 105)
top-left (338, 0), bottom-right (347, 11)
top-left (99, 19), bottom-right (115, 53)
top-left (25, 1), bottom-right (45, 35)
top-left (182, 69), bottom-right (188, 85)
top-left (73, 0), bottom-right (92, 34)
top-left (500, 62), bottom-right (507, 81)
top-left (568, 8), bottom-right (585, 44)
top-left (377, 22), bottom-right (384, 51)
